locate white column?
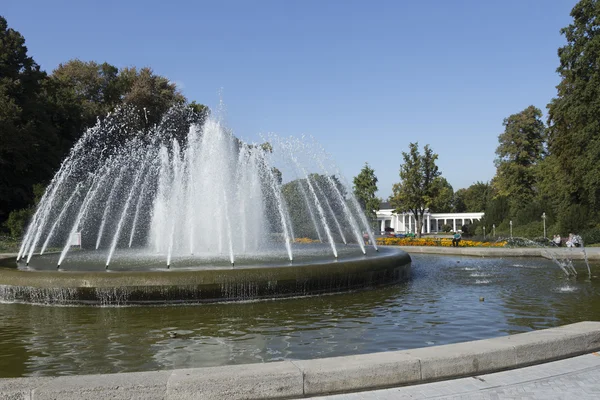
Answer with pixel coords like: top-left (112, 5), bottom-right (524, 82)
top-left (427, 214), bottom-right (430, 233)
top-left (380, 220), bottom-right (385, 232)
top-left (462, 218), bottom-right (465, 227)
top-left (453, 219), bottom-right (457, 232)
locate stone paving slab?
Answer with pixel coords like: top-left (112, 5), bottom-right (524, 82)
top-left (313, 352), bottom-right (600, 399)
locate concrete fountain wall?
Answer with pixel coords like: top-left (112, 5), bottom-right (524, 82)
top-left (2, 321), bottom-right (599, 399)
top-left (0, 247), bottom-right (411, 305)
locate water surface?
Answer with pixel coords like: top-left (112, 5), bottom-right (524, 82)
top-left (1, 254), bottom-right (598, 378)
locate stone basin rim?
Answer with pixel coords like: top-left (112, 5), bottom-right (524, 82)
top-left (0, 247), bottom-right (411, 305)
top-left (1, 322), bottom-right (599, 399)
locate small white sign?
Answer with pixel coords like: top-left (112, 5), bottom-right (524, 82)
top-left (70, 232), bottom-right (81, 247)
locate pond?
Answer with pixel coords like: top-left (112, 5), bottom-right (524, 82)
top-left (1, 253), bottom-right (598, 378)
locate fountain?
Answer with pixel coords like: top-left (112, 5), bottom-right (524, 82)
top-left (505, 236), bottom-right (591, 279)
top-left (0, 106), bottom-right (410, 305)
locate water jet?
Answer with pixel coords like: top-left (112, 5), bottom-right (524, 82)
top-left (2, 106), bottom-right (408, 305)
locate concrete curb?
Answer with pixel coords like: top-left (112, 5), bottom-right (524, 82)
top-left (396, 245), bottom-right (600, 260)
top-left (2, 321), bottom-right (600, 399)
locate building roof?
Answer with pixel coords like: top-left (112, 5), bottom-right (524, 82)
top-left (380, 201), bottom-right (392, 210)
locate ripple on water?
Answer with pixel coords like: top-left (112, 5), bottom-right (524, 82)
top-left (1, 253), bottom-right (599, 378)
top-left (557, 285), bottom-right (578, 293)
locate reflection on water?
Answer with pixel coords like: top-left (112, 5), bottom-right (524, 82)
top-left (1, 254), bottom-right (599, 377)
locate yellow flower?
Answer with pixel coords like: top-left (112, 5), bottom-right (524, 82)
top-left (375, 237), bottom-right (507, 248)
top-left (294, 237), bottom-right (319, 244)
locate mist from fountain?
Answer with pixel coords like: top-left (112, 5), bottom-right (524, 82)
top-left (502, 236), bottom-right (592, 279)
top-left (18, 106), bottom-right (376, 270)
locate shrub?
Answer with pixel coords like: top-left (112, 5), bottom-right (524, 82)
top-left (511, 221), bottom-right (544, 239)
top-left (461, 221), bottom-right (480, 237)
top-left (581, 227), bottom-right (600, 245)
top-left (441, 224), bottom-right (452, 233)
top-left (0, 236), bottom-right (20, 252)
top-left (3, 208), bottom-right (33, 239)
top-left (503, 237), bottom-right (543, 247)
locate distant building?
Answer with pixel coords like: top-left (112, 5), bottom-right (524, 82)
top-left (376, 202), bottom-right (484, 234)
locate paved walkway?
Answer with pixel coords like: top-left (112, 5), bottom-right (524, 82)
top-left (313, 353), bottom-right (600, 399)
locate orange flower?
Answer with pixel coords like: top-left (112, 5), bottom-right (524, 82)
top-left (375, 237), bottom-right (507, 248)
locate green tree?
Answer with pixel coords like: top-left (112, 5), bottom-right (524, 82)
top-left (0, 16), bottom-right (209, 231)
top-left (281, 174), bottom-right (347, 240)
top-left (51, 60), bottom-right (121, 120)
top-left (428, 177), bottom-right (453, 212)
top-left (353, 162), bottom-right (379, 225)
top-left (2, 183), bottom-right (45, 238)
top-left (189, 101), bottom-right (209, 119)
top-left (545, 0), bottom-right (600, 230)
top-left (50, 62), bottom-right (189, 137)
top-left (389, 143), bottom-right (440, 237)
top-left (0, 16), bottom-right (60, 224)
top-left (118, 67), bottom-right (186, 127)
top-left (461, 181), bottom-right (491, 212)
top-left (49, 60), bottom-right (121, 146)
top-left (452, 189), bottom-right (467, 213)
top-left (481, 195), bottom-right (509, 235)
top-left (493, 106), bottom-right (545, 214)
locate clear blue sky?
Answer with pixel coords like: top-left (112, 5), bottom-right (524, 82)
top-left (4, 0), bottom-right (577, 198)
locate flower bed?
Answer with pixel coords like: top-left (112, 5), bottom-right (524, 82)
top-left (294, 237), bottom-right (320, 244)
top-left (376, 237), bottom-right (507, 247)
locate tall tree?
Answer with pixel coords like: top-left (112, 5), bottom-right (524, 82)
top-left (428, 177), bottom-right (454, 213)
top-left (389, 143), bottom-right (440, 237)
top-left (461, 181), bottom-right (491, 212)
top-left (353, 162), bottom-right (379, 225)
top-left (118, 67), bottom-right (186, 127)
top-left (48, 60), bottom-right (122, 153)
top-left (0, 16), bottom-right (59, 224)
top-left (50, 62), bottom-right (189, 140)
top-left (0, 16), bottom-right (208, 232)
top-left (546, 0), bottom-right (600, 228)
top-left (494, 106), bottom-right (545, 213)
top-left (452, 189), bottom-right (467, 213)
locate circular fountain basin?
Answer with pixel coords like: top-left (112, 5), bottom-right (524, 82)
top-left (0, 246), bottom-right (410, 306)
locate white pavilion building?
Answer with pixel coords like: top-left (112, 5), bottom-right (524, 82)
top-left (375, 202), bottom-right (484, 234)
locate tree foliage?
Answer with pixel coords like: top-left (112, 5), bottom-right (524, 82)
top-left (0, 16), bottom-right (60, 223)
top-left (281, 174), bottom-right (347, 240)
top-left (494, 106), bottom-right (545, 213)
top-left (0, 16), bottom-right (207, 230)
top-left (118, 66), bottom-right (186, 127)
top-left (389, 143), bottom-right (440, 237)
top-left (428, 177), bottom-right (453, 213)
top-left (459, 181), bottom-right (491, 212)
top-left (545, 0), bottom-right (600, 229)
top-left (353, 162), bottom-right (379, 224)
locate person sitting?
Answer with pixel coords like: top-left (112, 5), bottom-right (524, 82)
top-left (553, 234), bottom-right (561, 247)
top-left (452, 231), bottom-right (462, 247)
top-left (566, 233), bottom-right (574, 248)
